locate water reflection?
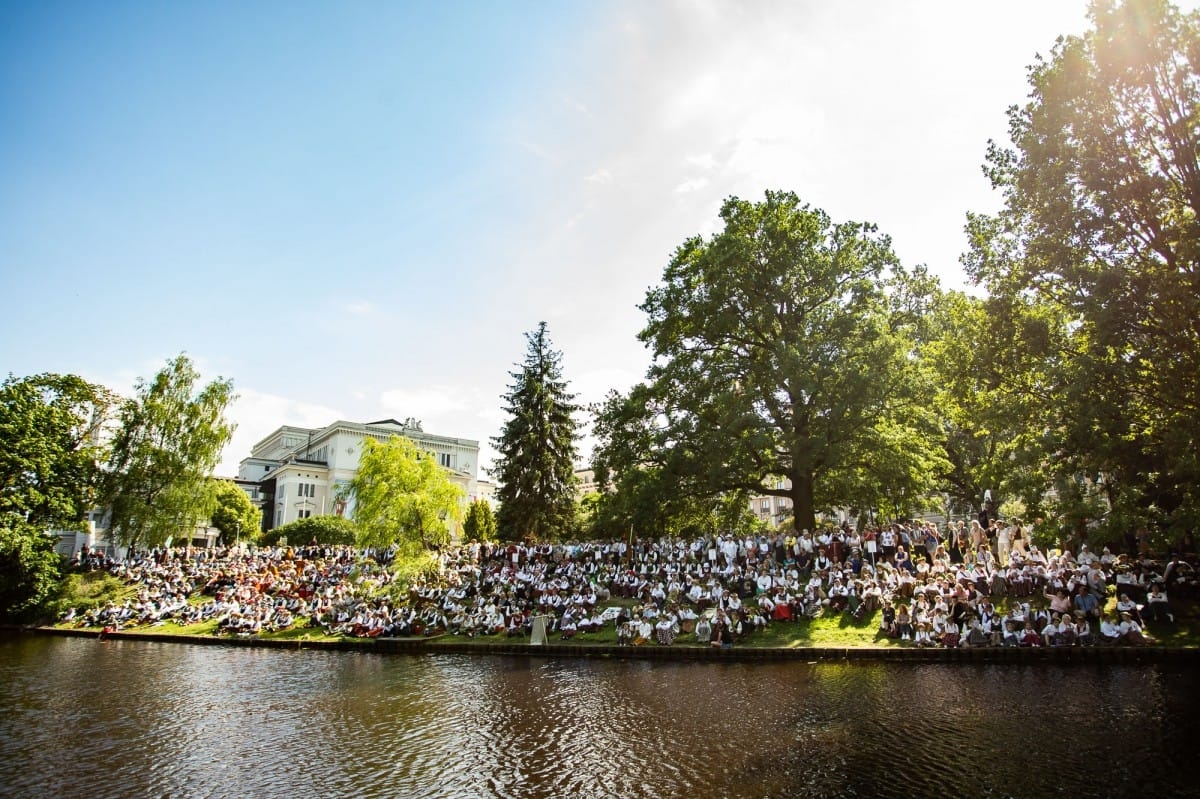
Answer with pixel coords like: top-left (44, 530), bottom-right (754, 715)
top-left (0, 635), bottom-right (1197, 799)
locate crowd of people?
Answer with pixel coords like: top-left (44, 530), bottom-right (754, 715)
top-left (61, 519), bottom-right (1196, 650)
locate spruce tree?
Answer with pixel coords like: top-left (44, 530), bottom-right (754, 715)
top-left (492, 322), bottom-right (580, 541)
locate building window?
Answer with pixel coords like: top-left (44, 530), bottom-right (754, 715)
top-left (439, 452), bottom-right (452, 468)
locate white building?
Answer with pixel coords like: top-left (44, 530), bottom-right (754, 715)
top-left (237, 418), bottom-right (481, 534)
top-left (750, 478), bottom-right (794, 528)
top-left (574, 467), bottom-right (604, 499)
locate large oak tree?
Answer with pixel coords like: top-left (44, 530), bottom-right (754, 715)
top-left (597, 191), bottom-right (944, 533)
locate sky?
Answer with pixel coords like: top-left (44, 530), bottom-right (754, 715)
top-left (0, 0), bottom-right (1101, 477)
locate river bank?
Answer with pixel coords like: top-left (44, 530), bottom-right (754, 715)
top-left (12, 623), bottom-right (1199, 665)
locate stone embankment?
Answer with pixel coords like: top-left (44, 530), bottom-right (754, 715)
top-left (13, 625), bottom-right (1199, 665)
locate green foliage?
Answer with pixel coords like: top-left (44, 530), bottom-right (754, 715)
top-left (491, 322), bottom-right (580, 541)
top-left (0, 513), bottom-right (63, 622)
top-left (462, 499), bottom-right (497, 543)
top-left (0, 373), bottom-right (115, 527)
top-left (595, 191), bottom-right (946, 534)
top-left (262, 514), bottom-right (358, 547)
top-left (573, 492), bottom-right (601, 540)
top-left (48, 569), bottom-right (129, 620)
top-left (968, 0), bottom-right (1200, 538)
top-left (102, 354), bottom-right (235, 554)
top-left (922, 290), bottom-right (1063, 518)
top-left (347, 436), bottom-right (463, 555)
top-left (209, 479), bottom-right (262, 545)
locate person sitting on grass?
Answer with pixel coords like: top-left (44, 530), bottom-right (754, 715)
top-left (1055, 612), bottom-right (1077, 647)
top-left (559, 607), bottom-right (579, 640)
top-left (635, 615), bottom-right (653, 645)
top-left (962, 616), bottom-right (988, 647)
top-left (1142, 582), bottom-right (1174, 624)
top-left (934, 608), bottom-right (958, 647)
top-left (828, 578), bottom-right (850, 612)
top-left (654, 614), bottom-right (677, 646)
top-left (1042, 613), bottom-right (1063, 646)
top-left (1099, 614), bottom-right (1121, 645)
top-left (1115, 593), bottom-right (1143, 626)
top-left (880, 601), bottom-right (897, 638)
top-left (1118, 611), bottom-right (1149, 645)
top-left (1073, 611), bottom-right (1094, 646)
top-left (896, 604), bottom-right (914, 641)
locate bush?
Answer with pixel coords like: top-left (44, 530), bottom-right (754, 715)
top-left (48, 570), bottom-right (130, 620)
top-left (0, 515), bottom-right (63, 623)
top-left (261, 515), bottom-right (358, 547)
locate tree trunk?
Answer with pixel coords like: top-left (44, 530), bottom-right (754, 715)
top-left (790, 473), bottom-right (816, 533)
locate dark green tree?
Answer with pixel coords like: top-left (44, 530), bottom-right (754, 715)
top-left (210, 479), bottom-right (263, 545)
top-left (102, 355), bottom-right (236, 554)
top-left (596, 192), bottom-right (944, 533)
top-left (922, 290), bottom-right (1065, 519)
top-left (0, 373), bottom-right (115, 527)
top-left (0, 512), bottom-right (62, 622)
top-left (966, 0), bottom-right (1200, 543)
top-left (491, 322), bottom-right (580, 541)
top-left (462, 498), bottom-right (498, 543)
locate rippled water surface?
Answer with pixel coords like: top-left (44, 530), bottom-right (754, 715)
top-left (1, 634), bottom-right (1197, 798)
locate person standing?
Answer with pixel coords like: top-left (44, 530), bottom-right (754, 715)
top-left (997, 522), bottom-right (1012, 567)
top-left (880, 526), bottom-right (897, 564)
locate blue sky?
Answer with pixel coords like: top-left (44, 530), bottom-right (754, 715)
top-left (1, 1), bottom-right (1101, 475)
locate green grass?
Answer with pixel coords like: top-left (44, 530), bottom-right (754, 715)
top-left (46, 575), bottom-right (1200, 649)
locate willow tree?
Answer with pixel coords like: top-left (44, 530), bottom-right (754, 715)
top-left (347, 436), bottom-right (463, 567)
top-left (491, 322), bottom-right (580, 541)
top-left (966, 0), bottom-right (1200, 540)
top-left (103, 355), bottom-right (235, 554)
top-left (598, 191), bottom-right (944, 533)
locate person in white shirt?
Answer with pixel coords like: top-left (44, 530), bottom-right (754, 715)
top-left (1143, 583), bottom-right (1174, 623)
top-left (1118, 612), bottom-right (1148, 644)
top-left (1099, 615), bottom-right (1121, 644)
top-left (997, 524), bottom-right (1012, 566)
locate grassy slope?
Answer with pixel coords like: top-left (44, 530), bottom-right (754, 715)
top-left (50, 581), bottom-right (1200, 649)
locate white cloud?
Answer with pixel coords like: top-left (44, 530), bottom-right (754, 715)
top-left (585, 168), bottom-right (613, 184)
top-left (379, 384), bottom-right (505, 473)
top-left (218, 388), bottom-right (343, 476)
top-left (673, 177), bottom-right (709, 194)
top-left (344, 300), bottom-right (376, 316)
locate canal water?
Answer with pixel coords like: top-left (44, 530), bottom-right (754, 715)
top-left (1, 634), bottom-right (1197, 798)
